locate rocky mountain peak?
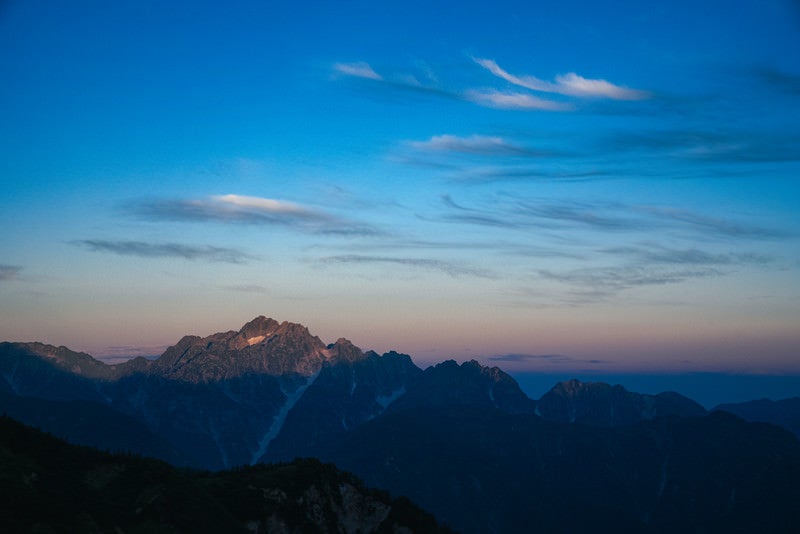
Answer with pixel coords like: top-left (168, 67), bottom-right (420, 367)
top-left (325, 338), bottom-right (365, 364)
top-left (238, 315), bottom-right (280, 340)
top-left (149, 316), bottom-right (329, 382)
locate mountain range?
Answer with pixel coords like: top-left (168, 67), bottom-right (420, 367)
top-left (2, 316), bottom-right (799, 532)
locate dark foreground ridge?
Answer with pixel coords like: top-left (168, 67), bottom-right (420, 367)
top-left (2, 316), bottom-right (800, 533)
top-left (0, 416), bottom-right (451, 533)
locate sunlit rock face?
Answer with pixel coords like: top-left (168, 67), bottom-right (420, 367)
top-left (150, 316), bottom-right (331, 382)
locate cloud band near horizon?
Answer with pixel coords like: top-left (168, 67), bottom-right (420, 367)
top-left (72, 240), bottom-right (256, 264)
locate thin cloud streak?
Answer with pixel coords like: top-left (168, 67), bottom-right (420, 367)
top-left (73, 240), bottom-right (256, 264)
top-left (473, 57), bottom-right (554, 92)
top-left (127, 194), bottom-right (380, 236)
top-left (513, 199), bottom-right (644, 231)
top-left (464, 89), bottom-right (572, 111)
top-left (214, 194), bottom-right (315, 216)
top-left (639, 206), bottom-right (785, 239)
top-left (408, 134), bottom-right (557, 157)
top-left (333, 61), bottom-right (382, 80)
top-left (603, 245), bottom-right (772, 266)
top-left (332, 60), bottom-right (572, 111)
top-left (473, 57), bottom-right (650, 100)
top-left (311, 234), bottom-right (583, 260)
top-left (450, 166), bottom-right (609, 184)
top-left (538, 265), bottom-right (722, 293)
top-left (438, 194), bottom-right (783, 240)
top-left (319, 254), bottom-right (496, 278)
top-left (438, 195), bottom-right (644, 232)
top-left (410, 134), bottom-right (517, 154)
top-left (333, 60), bottom-right (462, 101)
top-left (131, 195), bottom-right (329, 224)
top-left (555, 72), bottom-right (650, 100)
top-left (432, 193), bottom-right (783, 306)
top-left (603, 129), bottom-right (800, 164)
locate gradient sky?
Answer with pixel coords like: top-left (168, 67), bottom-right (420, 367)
top-left (1, 0), bottom-right (798, 375)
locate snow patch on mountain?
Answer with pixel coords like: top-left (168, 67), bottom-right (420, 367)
top-left (250, 370), bottom-right (320, 464)
top-left (210, 420), bottom-right (230, 469)
top-left (246, 335), bottom-right (266, 346)
top-left (376, 385), bottom-right (406, 409)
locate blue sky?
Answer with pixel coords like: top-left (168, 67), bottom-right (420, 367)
top-left (1, 0), bottom-right (798, 376)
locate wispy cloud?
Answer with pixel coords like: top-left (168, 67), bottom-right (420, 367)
top-left (332, 59), bottom-right (572, 111)
top-left (539, 265), bottom-right (722, 293)
top-left (0, 264), bottom-right (21, 281)
top-left (132, 194), bottom-right (324, 223)
top-left (464, 88), bottom-right (572, 111)
top-left (438, 195), bottom-right (645, 232)
top-left (452, 167), bottom-right (610, 184)
top-left (311, 233), bottom-right (583, 261)
top-left (602, 244), bottom-right (772, 266)
top-left (473, 57), bottom-right (650, 100)
top-left (512, 199), bottom-right (644, 231)
top-left (333, 61), bottom-right (382, 80)
top-left (333, 57), bottom-right (651, 114)
top-left (639, 206), bottom-right (785, 239)
top-left (473, 57), bottom-right (554, 92)
top-left (128, 194), bottom-right (380, 236)
top-left (438, 194), bottom-right (783, 240)
top-left (214, 194), bottom-right (315, 215)
top-left (603, 129), bottom-right (800, 164)
top-left (433, 193), bottom-right (783, 305)
top-left (555, 72), bottom-right (649, 100)
top-left (407, 134), bottom-right (557, 156)
top-left (318, 254), bottom-right (495, 278)
top-left (332, 60), bottom-right (461, 100)
top-left (410, 134), bottom-right (515, 154)
top-left (436, 194), bottom-right (522, 228)
top-left (73, 240), bottom-right (256, 264)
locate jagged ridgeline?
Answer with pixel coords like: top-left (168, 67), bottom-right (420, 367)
top-left (2, 316), bottom-right (800, 533)
top-left (0, 317), bottom-right (423, 469)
